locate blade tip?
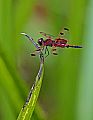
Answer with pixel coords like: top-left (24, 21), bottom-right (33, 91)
top-left (21, 32), bottom-right (26, 35)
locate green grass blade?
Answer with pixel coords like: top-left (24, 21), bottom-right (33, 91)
top-left (17, 63), bottom-right (44, 120)
top-left (0, 57), bottom-right (24, 114)
top-left (77, 0), bottom-right (93, 120)
top-left (0, 87), bottom-right (16, 120)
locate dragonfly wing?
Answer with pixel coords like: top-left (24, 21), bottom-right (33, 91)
top-left (57, 27), bottom-right (69, 39)
top-left (39, 32), bottom-right (55, 39)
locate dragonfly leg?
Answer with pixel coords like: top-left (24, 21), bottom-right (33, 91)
top-left (40, 52), bottom-right (44, 62)
top-left (45, 46), bottom-right (47, 54)
top-left (45, 46), bottom-right (49, 58)
top-left (51, 46), bottom-right (58, 55)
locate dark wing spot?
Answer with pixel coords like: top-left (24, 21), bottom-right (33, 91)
top-left (64, 28), bottom-right (69, 31)
top-left (60, 32), bottom-right (64, 35)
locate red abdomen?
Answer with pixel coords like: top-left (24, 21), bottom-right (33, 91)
top-left (54, 38), bottom-right (67, 47)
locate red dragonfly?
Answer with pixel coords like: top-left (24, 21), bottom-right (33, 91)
top-left (21, 28), bottom-right (82, 58)
top-left (37, 28), bottom-right (82, 57)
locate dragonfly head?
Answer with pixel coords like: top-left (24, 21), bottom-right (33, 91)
top-left (38, 38), bottom-right (44, 46)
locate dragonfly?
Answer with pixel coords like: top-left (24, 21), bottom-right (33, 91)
top-left (21, 28), bottom-right (82, 58)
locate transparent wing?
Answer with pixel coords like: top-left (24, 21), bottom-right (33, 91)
top-left (39, 32), bottom-right (55, 39)
top-left (57, 27), bottom-right (69, 38)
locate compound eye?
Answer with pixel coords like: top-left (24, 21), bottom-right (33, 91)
top-left (38, 38), bottom-right (43, 46)
top-left (39, 38), bottom-right (42, 42)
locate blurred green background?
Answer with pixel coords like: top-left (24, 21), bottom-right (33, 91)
top-left (0, 0), bottom-right (93, 120)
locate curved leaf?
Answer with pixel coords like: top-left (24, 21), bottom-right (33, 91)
top-left (17, 63), bottom-right (44, 120)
